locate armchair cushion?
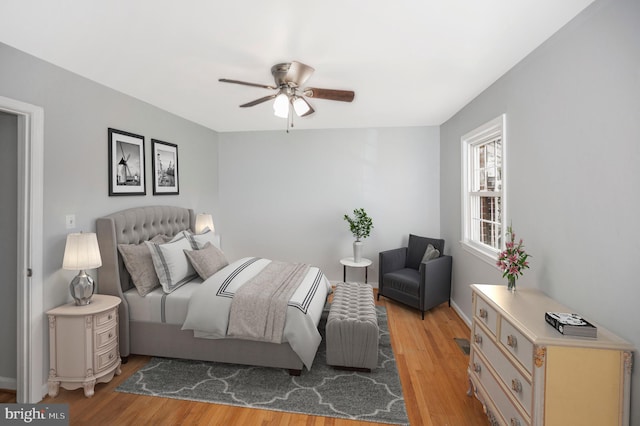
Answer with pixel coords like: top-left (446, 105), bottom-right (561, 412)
top-left (406, 234), bottom-right (445, 270)
top-left (382, 268), bottom-right (420, 297)
top-left (421, 244), bottom-right (440, 262)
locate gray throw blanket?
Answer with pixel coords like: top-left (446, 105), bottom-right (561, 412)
top-left (227, 261), bottom-right (310, 343)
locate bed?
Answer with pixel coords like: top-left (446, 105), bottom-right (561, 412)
top-left (95, 205), bottom-right (331, 375)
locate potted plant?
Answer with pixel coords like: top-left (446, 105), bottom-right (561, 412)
top-left (343, 208), bottom-right (374, 262)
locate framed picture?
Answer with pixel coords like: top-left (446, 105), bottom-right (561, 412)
top-left (152, 139), bottom-right (179, 195)
top-left (108, 128), bottom-right (146, 196)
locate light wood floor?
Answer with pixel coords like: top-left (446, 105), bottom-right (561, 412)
top-left (2, 292), bottom-right (488, 425)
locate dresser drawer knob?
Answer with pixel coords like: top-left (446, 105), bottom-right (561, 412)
top-left (511, 378), bottom-right (522, 393)
top-left (473, 362), bottom-right (481, 373)
top-left (479, 308), bottom-right (488, 319)
top-left (108, 333), bottom-right (113, 338)
top-left (474, 334), bottom-right (483, 344)
top-left (510, 418), bottom-right (521, 426)
top-left (109, 353), bottom-right (114, 360)
top-left (507, 334), bottom-right (517, 348)
top-left (108, 314), bottom-right (113, 320)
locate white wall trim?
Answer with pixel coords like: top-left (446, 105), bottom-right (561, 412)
top-left (0, 376), bottom-right (17, 391)
top-left (451, 298), bottom-right (471, 328)
top-left (0, 95), bottom-right (45, 403)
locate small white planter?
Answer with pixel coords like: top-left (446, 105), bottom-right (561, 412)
top-left (353, 241), bottom-right (363, 263)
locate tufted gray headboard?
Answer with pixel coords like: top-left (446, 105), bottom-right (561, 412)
top-left (96, 205), bottom-right (195, 356)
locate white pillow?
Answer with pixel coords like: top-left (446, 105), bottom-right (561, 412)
top-left (146, 234), bottom-right (197, 294)
top-left (186, 228), bottom-right (220, 249)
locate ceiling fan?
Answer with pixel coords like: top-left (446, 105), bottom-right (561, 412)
top-left (219, 61), bottom-right (355, 121)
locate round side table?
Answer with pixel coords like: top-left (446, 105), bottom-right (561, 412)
top-left (340, 257), bottom-right (373, 283)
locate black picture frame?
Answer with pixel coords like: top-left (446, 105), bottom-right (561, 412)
top-left (151, 139), bottom-right (179, 195)
top-left (108, 128), bottom-right (146, 196)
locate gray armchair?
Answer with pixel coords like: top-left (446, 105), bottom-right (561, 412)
top-left (378, 234), bottom-right (452, 319)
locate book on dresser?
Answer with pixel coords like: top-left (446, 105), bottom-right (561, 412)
top-left (545, 311), bottom-right (597, 338)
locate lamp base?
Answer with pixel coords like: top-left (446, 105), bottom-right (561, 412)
top-left (70, 271), bottom-right (94, 305)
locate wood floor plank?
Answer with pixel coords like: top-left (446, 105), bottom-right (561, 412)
top-left (2, 290), bottom-right (488, 425)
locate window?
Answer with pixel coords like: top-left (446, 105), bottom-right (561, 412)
top-left (461, 115), bottom-right (506, 264)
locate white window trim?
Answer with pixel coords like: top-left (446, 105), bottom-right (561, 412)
top-left (460, 114), bottom-right (507, 267)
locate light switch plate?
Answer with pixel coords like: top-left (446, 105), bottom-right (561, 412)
top-left (65, 214), bottom-right (76, 229)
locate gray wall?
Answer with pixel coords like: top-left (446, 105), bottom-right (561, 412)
top-left (440, 0), bottom-right (640, 422)
top-left (219, 126), bottom-right (441, 283)
top-left (0, 42), bottom-right (219, 385)
top-left (0, 111), bottom-right (17, 383)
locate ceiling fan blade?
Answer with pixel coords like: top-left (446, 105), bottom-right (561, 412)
top-left (285, 61), bottom-right (314, 87)
top-left (219, 78), bottom-right (277, 90)
top-left (304, 87), bottom-right (355, 102)
top-left (239, 94), bottom-right (277, 108)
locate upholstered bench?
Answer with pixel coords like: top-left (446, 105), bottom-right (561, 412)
top-left (326, 282), bottom-right (378, 371)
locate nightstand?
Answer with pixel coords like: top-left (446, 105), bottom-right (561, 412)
top-left (47, 294), bottom-right (122, 398)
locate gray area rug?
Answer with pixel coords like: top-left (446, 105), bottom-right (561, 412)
top-left (117, 306), bottom-right (408, 425)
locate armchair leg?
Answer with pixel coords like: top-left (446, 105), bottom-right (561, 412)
top-left (377, 293), bottom-right (381, 301)
top-left (421, 311), bottom-right (425, 320)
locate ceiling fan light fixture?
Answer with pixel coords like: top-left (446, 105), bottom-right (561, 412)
top-left (220, 61), bottom-right (354, 125)
top-left (292, 96), bottom-right (311, 117)
top-left (273, 93), bottom-right (289, 118)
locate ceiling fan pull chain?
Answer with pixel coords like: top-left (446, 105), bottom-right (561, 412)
top-left (288, 102), bottom-right (295, 132)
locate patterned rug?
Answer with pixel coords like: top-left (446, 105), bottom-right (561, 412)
top-left (117, 306), bottom-right (408, 425)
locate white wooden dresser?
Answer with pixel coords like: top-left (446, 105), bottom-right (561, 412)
top-left (468, 284), bottom-right (633, 426)
top-left (47, 294), bottom-right (122, 398)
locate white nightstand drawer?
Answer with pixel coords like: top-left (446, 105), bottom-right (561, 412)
top-left (500, 317), bottom-right (534, 374)
top-left (475, 295), bottom-right (498, 336)
top-left (95, 307), bottom-right (117, 328)
top-left (95, 324), bottom-right (117, 350)
top-left (471, 351), bottom-right (530, 426)
top-left (95, 343), bottom-right (119, 372)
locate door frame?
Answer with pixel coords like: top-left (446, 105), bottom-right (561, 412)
top-left (0, 95), bottom-right (44, 403)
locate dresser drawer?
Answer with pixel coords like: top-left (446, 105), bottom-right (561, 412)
top-left (95, 342), bottom-right (119, 373)
top-left (500, 317), bottom-right (534, 374)
top-left (473, 323), bottom-right (532, 415)
top-left (94, 308), bottom-right (117, 328)
top-left (471, 351), bottom-right (530, 426)
top-left (475, 295), bottom-right (498, 336)
top-left (95, 323), bottom-right (117, 350)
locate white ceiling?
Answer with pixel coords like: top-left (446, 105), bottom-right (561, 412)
top-left (0, 0), bottom-right (594, 132)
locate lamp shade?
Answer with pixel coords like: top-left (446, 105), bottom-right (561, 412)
top-left (195, 213), bottom-right (215, 234)
top-left (273, 93), bottom-right (290, 118)
top-left (292, 96), bottom-right (312, 117)
top-left (62, 232), bottom-right (102, 270)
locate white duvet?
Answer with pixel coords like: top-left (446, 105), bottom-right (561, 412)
top-left (181, 257), bottom-right (332, 370)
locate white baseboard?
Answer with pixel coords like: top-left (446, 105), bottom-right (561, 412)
top-left (0, 376), bottom-right (17, 391)
top-left (451, 298), bottom-right (471, 328)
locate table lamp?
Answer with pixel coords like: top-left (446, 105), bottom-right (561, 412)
top-left (195, 213), bottom-right (215, 234)
top-left (62, 232), bottom-right (102, 305)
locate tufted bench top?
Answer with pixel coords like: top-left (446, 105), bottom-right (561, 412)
top-left (329, 283), bottom-right (377, 324)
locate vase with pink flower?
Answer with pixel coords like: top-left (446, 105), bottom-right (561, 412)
top-left (496, 225), bottom-right (530, 292)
